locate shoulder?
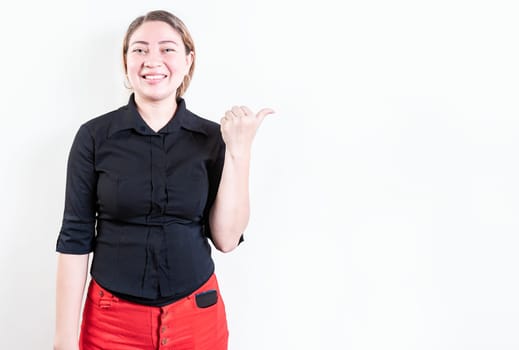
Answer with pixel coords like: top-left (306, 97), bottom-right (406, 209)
top-left (183, 108), bottom-right (222, 139)
top-left (67, 107), bottom-right (123, 153)
top-left (80, 106), bottom-right (126, 136)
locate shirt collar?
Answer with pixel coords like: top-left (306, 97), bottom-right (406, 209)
top-left (108, 94), bottom-right (209, 137)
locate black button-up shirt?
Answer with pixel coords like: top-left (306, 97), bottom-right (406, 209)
top-left (56, 94), bottom-right (231, 304)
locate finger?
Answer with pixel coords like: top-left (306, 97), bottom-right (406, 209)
top-left (231, 106), bottom-right (245, 118)
top-left (256, 108), bottom-right (275, 122)
top-left (221, 110), bottom-right (234, 123)
top-left (224, 110), bottom-right (234, 120)
top-left (240, 106), bottom-right (253, 117)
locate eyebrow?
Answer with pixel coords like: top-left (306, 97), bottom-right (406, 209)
top-left (130, 40), bottom-right (179, 46)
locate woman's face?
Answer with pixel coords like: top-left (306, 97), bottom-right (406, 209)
top-left (126, 21), bottom-right (193, 103)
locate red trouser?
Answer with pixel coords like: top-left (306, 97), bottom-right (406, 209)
top-left (79, 274), bottom-right (229, 350)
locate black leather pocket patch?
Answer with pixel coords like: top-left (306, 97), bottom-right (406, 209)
top-left (195, 289), bottom-right (218, 308)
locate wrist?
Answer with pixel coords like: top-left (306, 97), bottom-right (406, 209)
top-left (225, 149), bottom-right (251, 162)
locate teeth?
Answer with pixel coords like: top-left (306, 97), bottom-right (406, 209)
top-left (144, 75), bottom-right (165, 80)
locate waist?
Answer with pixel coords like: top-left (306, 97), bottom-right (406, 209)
top-left (96, 215), bottom-right (203, 227)
top-left (88, 272), bottom-right (221, 308)
top-left (91, 220), bottom-right (215, 300)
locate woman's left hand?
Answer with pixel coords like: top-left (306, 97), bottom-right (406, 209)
top-left (220, 106), bottom-right (274, 158)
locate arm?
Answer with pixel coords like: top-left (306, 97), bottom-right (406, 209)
top-left (209, 105), bottom-right (274, 252)
top-left (54, 124), bottom-right (97, 349)
top-left (54, 253), bottom-right (89, 350)
top-left (209, 150), bottom-right (251, 252)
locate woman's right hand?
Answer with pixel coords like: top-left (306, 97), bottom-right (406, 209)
top-left (54, 253), bottom-right (89, 350)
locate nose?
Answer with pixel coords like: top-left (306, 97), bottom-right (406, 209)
top-left (144, 60), bottom-right (162, 68)
top-left (144, 48), bottom-right (163, 68)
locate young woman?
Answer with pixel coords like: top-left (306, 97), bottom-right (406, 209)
top-left (54, 10), bottom-right (273, 350)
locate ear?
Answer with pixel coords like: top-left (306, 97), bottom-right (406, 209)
top-left (185, 51), bottom-right (194, 73)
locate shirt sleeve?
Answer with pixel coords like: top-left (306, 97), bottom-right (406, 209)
top-left (203, 134), bottom-right (244, 245)
top-left (56, 124), bottom-right (98, 254)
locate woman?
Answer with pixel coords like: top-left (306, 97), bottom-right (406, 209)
top-left (54, 10), bottom-right (273, 350)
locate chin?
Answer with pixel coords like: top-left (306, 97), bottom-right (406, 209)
top-left (140, 90), bottom-right (177, 102)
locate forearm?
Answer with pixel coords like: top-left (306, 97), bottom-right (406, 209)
top-left (209, 150), bottom-right (251, 252)
top-left (54, 253), bottom-right (90, 350)
top-left (212, 104), bottom-right (273, 252)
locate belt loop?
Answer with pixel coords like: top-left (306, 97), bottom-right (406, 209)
top-left (96, 287), bottom-right (115, 309)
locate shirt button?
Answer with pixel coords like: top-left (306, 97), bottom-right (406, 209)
top-left (161, 338), bottom-right (168, 345)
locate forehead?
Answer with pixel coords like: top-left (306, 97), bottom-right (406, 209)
top-left (129, 21), bottom-right (183, 44)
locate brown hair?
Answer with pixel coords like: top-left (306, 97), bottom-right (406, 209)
top-left (122, 10), bottom-right (195, 98)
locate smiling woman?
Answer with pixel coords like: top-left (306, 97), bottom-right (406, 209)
top-left (53, 9), bottom-right (274, 350)
top-left (123, 13), bottom-right (196, 132)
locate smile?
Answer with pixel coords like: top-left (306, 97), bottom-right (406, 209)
top-left (142, 74), bottom-right (167, 80)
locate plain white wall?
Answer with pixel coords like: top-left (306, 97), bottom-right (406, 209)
top-left (1, 0), bottom-right (519, 349)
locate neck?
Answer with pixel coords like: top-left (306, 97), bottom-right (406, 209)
top-left (134, 94), bottom-right (178, 132)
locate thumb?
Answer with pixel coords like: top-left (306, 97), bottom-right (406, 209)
top-left (256, 108), bottom-right (275, 122)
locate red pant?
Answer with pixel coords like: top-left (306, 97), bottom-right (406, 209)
top-left (79, 274), bottom-right (229, 350)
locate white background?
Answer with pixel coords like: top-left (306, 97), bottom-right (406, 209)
top-left (1, 0), bottom-right (519, 349)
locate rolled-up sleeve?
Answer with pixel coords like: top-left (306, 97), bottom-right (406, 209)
top-left (56, 124), bottom-right (97, 254)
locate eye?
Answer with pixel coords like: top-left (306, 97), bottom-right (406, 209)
top-left (132, 48), bottom-right (147, 54)
top-left (163, 48), bottom-right (176, 53)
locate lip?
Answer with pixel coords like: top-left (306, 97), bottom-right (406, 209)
top-left (140, 74), bottom-right (168, 85)
top-left (141, 74), bottom-right (167, 80)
